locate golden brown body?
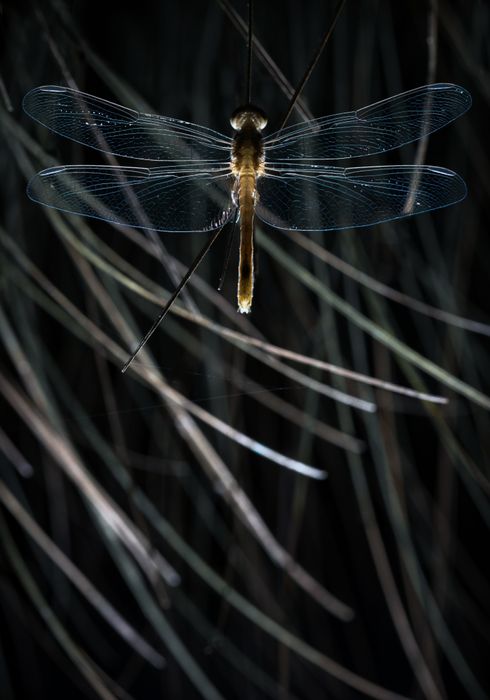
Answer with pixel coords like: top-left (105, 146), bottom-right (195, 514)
top-left (230, 107), bottom-right (267, 313)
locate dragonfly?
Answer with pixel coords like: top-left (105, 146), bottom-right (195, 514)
top-left (24, 83), bottom-right (471, 316)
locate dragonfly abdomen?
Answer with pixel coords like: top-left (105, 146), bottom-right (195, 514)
top-left (237, 170), bottom-right (256, 313)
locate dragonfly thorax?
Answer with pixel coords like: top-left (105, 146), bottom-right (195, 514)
top-left (230, 106), bottom-right (267, 179)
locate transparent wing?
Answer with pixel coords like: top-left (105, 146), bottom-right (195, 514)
top-left (27, 165), bottom-right (235, 232)
top-left (256, 165), bottom-right (467, 231)
top-left (264, 84), bottom-right (471, 160)
top-left (23, 85), bottom-right (232, 162)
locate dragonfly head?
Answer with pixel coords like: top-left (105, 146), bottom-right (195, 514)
top-left (230, 105), bottom-right (268, 131)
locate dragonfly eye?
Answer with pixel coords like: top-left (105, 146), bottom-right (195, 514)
top-left (230, 105), bottom-right (268, 131)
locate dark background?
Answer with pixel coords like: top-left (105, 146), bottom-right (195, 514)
top-left (1, 1), bottom-right (489, 698)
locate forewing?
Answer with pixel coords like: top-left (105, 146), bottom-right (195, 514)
top-left (264, 84), bottom-right (471, 160)
top-left (256, 165), bottom-right (467, 231)
top-left (27, 165), bottom-right (235, 232)
top-left (23, 86), bottom-right (232, 162)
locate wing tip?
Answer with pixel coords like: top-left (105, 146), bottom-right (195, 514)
top-left (356, 82), bottom-right (472, 122)
top-left (440, 83), bottom-right (472, 111)
top-left (22, 84), bottom-right (140, 125)
top-left (26, 173), bottom-right (45, 204)
top-left (23, 85), bottom-right (67, 111)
